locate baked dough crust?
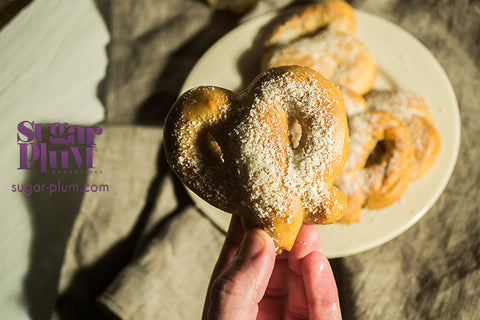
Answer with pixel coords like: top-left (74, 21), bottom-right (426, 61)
top-left (261, 0), bottom-right (376, 95)
top-left (164, 66), bottom-right (349, 252)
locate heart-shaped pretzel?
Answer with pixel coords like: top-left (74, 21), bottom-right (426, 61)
top-left (164, 66), bottom-right (349, 252)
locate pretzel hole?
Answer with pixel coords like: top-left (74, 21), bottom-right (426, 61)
top-left (209, 139), bottom-right (224, 163)
top-left (288, 118), bottom-right (303, 149)
top-left (200, 131), bottom-right (224, 165)
top-left (295, 26), bottom-right (328, 43)
top-left (365, 140), bottom-right (386, 168)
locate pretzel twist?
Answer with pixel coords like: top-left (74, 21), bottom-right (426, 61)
top-left (335, 110), bottom-right (415, 223)
top-left (365, 90), bottom-right (440, 179)
top-left (263, 0), bottom-right (357, 48)
top-left (261, 0), bottom-right (376, 95)
top-left (165, 66), bottom-right (349, 252)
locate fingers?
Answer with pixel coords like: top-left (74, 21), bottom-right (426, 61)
top-left (202, 215), bottom-right (244, 320)
top-left (211, 215), bottom-right (245, 281)
top-left (289, 224), bottom-right (323, 273)
top-left (303, 251), bottom-right (342, 320)
top-left (257, 252), bottom-right (288, 320)
top-left (259, 225), bottom-right (323, 319)
top-left (205, 227), bottom-right (276, 320)
top-left (285, 225), bottom-right (341, 319)
top-left (285, 225), bottom-right (322, 320)
top-left (203, 219), bottom-right (341, 320)
top-left (285, 261), bottom-right (308, 319)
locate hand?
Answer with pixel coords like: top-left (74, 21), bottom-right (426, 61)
top-left (202, 215), bottom-right (342, 319)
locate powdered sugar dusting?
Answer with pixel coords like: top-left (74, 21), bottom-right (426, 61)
top-left (340, 87), bottom-right (367, 116)
top-left (365, 90), bottom-right (428, 123)
top-left (228, 69), bottom-right (346, 222)
top-left (342, 112), bottom-right (378, 172)
top-left (166, 68), bottom-right (348, 238)
top-left (365, 90), bottom-right (439, 179)
top-left (335, 110), bottom-right (414, 215)
top-left (263, 0), bottom-right (356, 48)
top-left (265, 30), bottom-right (369, 90)
top-left (168, 87), bottom-right (234, 210)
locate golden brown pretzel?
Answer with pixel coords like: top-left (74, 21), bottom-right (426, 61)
top-left (340, 86), bottom-right (368, 116)
top-left (365, 90), bottom-right (440, 179)
top-left (263, 0), bottom-right (357, 48)
top-left (164, 66), bottom-right (349, 252)
top-left (335, 110), bottom-right (414, 223)
top-left (261, 1), bottom-right (376, 95)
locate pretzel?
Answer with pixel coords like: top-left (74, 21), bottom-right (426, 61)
top-left (164, 66), bottom-right (349, 252)
top-left (335, 110), bottom-right (414, 223)
top-left (261, 1), bottom-right (376, 95)
top-left (262, 29), bottom-right (377, 95)
top-left (365, 90), bottom-right (440, 179)
top-left (263, 0), bottom-right (357, 49)
top-left (340, 86), bottom-right (368, 116)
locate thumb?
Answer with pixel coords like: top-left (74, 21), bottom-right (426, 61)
top-left (206, 229), bottom-right (276, 320)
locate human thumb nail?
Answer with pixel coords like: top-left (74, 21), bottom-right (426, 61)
top-left (237, 229), bottom-right (268, 259)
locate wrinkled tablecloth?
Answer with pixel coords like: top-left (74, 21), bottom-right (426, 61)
top-left (53, 0), bottom-right (480, 319)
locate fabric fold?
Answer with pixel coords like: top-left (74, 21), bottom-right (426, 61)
top-left (98, 207), bottom-right (223, 320)
top-left (53, 125), bottom-right (178, 319)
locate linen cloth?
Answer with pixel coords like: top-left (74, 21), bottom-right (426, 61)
top-left (53, 0), bottom-right (480, 319)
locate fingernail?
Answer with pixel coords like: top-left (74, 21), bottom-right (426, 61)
top-left (240, 230), bottom-right (266, 259)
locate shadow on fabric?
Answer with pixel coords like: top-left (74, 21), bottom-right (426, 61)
top-left (21, 0), bottom-right (249, 319)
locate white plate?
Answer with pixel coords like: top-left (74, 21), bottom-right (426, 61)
top-left (180, 9), bottom-right (460, 258)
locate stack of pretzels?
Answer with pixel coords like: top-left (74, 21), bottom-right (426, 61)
top-left (260, 0), bottom-right (440, 223)
top-left (335, 88), bottom-right (440, 223)
top-left (164, 0), bottom-right (440, 252)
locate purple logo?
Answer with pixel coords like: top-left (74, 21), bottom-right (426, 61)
top-left (17, 121), bottom-right (103, 173)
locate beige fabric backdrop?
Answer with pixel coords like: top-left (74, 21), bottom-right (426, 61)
top-left (53, 0), bottom-right (480, 319)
